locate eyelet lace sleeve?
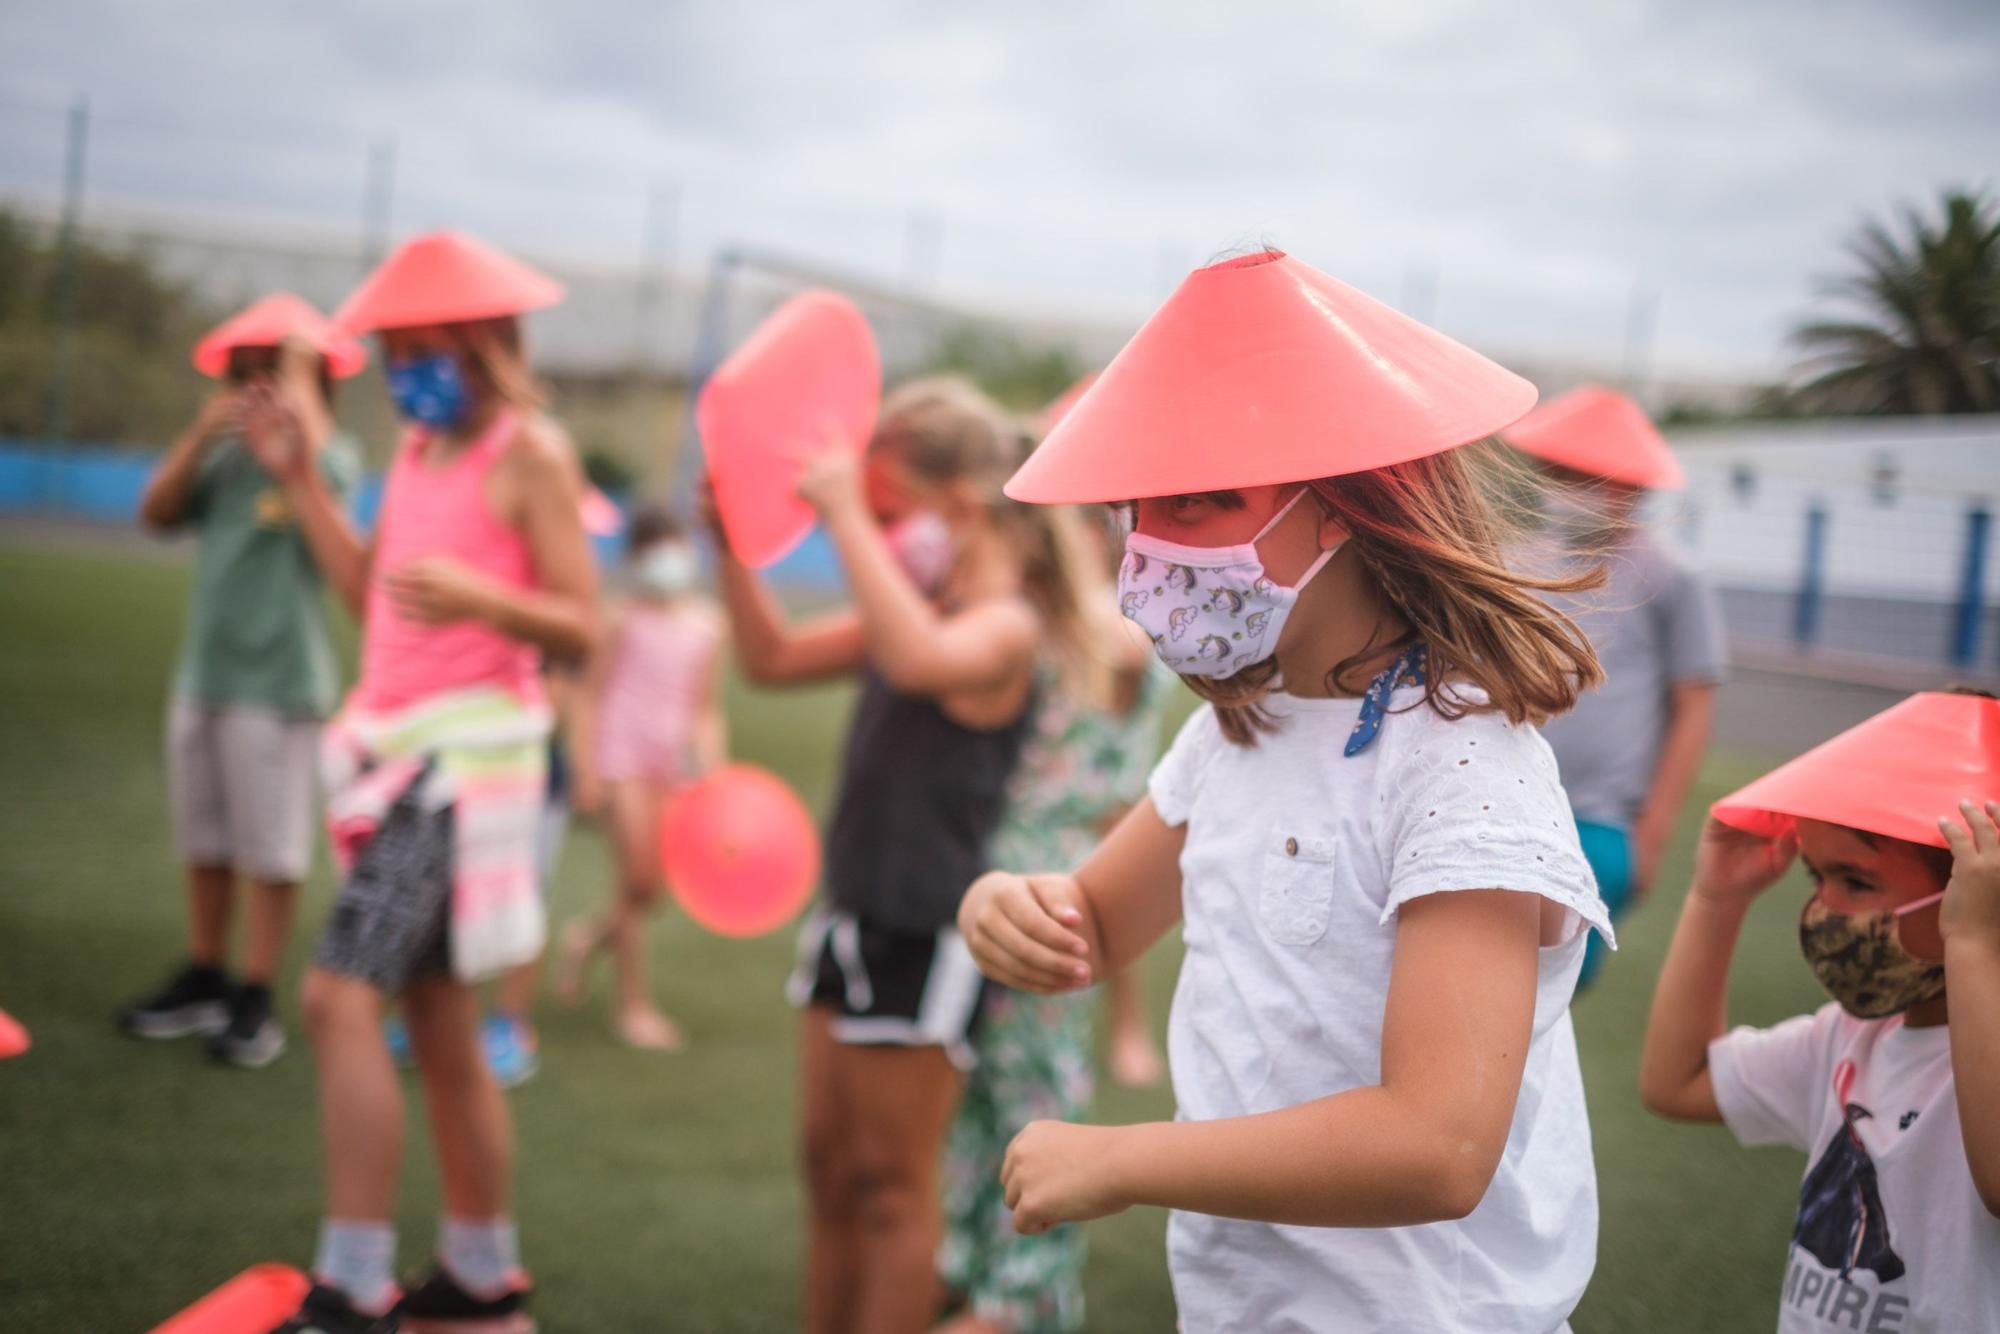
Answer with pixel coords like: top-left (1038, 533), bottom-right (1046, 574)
top-left (1373, 707), bottom-right (1613, 943)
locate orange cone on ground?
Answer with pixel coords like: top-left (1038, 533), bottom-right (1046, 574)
top-left (1503, 384), bottom-right (1686, 490)
top-left (696, 291), bottom-right (881, 569)
top-left (1005, 249), bottom-right (1537, 504)
top-left (1712, 692), bottom-right (2000, 848)
top-left (0, 1008), bottom-right (28, 1060)
top-left (150, 1264), bottom-right (310, 1334)
top-left (193, 293), bottom-right (368, 379)
top-left (334, 230), bottom-right (566, 334)
top-left (660, 764), bottom-right (821, 938)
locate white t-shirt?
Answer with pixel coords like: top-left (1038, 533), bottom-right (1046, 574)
top-left (1147, 685), bottom-right (1612, 1334)
top-left (1710, 1004), bottom-right (2000, 1333)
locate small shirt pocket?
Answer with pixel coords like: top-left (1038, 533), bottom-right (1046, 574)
top-left (1258, 830), bottom-right (1337, 946)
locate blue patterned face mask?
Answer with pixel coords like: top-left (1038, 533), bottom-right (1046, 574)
top-left (387, 353), bottom-right (470, 428)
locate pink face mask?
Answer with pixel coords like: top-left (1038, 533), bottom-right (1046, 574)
top-left (1116, 488), bottom-right (1341, 679)
top-left (886, 509), bottom-right (957, 594)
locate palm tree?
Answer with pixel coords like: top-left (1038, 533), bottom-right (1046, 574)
top-left (1790, 188), bottom-right (2000, 415)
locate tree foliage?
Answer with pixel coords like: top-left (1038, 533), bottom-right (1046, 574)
top-left (1790, 189), bottom-right (2000, 415)
top-left (922, 323), bottom-right (1087, 414)
top-left (0, 210), bottom-right (221, 443)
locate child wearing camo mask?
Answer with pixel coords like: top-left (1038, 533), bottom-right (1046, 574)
top-left (1641, 690), bottom-right (2000, 1334)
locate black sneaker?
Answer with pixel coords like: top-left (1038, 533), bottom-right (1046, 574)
top-left (209, 982), bottom-right (287, 1069)
top-left (270, 1282), bottom-right (401, 1334)
top-left (398, 1263), bottom-right (534, 1334)
top-left (117, 963), bottom-right (232, 1039)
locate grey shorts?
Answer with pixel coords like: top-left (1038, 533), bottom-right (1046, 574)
top-left (166, 699), bottom-right (320, 883)
top-left (314, 763), bottom-right (455, 994)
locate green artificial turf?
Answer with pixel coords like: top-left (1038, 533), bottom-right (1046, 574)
top-left (0, 541), bottom-right (1831, 1331)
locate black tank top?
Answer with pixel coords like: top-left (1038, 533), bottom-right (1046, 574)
top-left (823, 668), bottom-right (1034, 934)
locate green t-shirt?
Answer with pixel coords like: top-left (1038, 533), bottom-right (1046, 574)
top-left (171, 432), bottom-right (361, 719)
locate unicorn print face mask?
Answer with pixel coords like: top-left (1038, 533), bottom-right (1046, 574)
top-left (1116, 488), bottom-right (1340, 679)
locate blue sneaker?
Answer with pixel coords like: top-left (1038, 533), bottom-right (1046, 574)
top-left (480, 1014), bottom-right (539, 1090)
top-left (383, 1016), bottom-right (415, 1069)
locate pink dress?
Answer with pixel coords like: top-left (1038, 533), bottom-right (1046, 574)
top-left (355, 408), bottom-right (544, 713)
top-left (594, 601), bottom-right (721, 786)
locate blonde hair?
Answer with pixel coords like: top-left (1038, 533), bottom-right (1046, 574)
top-left (1190, 442), bottom-right (1604, 745)
top-left (872, 376), bottom-right (1110, 706)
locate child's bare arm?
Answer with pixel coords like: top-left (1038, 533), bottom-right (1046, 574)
top-left (1632, 681), bottom-right (1717, 898)
top-left (1638, 818), bottom-right (1797, 1122)
top-left (1940, 800), bottom-right (2000, 1217)
top-left (812, 468), bottom-right (1035, 699)
top-left (960, 798), bottom-right (1186, 992)
top-left (1001, 888), bottom-right (1541, 1232)
top-left (140, 392), bottom-right (237, 530)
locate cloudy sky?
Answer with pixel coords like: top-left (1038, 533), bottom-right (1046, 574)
top-left (1, 0), bottom-right (1994, 379)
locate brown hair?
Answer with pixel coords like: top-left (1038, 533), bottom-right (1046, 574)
top-left (1189, 442), bottom-right (1605, 745)
top-left (626, 500), bottom-right (685, 555)
top-left (227, 346), bottom-right (336, 407)
top-left (450, 316), bottom-right (548, 412)
top-left (872, 376), bottom-right (1110, 705)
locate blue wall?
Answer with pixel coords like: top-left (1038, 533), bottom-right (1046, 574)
top-left (0, 441), bottom-right (843, 588)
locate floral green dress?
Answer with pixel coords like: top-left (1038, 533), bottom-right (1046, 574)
top-left (938, 660), bottom-right (1171, 1333)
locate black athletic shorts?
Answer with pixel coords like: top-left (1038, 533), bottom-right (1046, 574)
top-left (785, 906), bottom-right (988, 1069)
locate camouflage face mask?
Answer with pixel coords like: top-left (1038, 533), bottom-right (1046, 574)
top-left (1798, 893), bottom-right (1946, 1020)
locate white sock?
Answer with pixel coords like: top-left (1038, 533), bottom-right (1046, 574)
top-left (313, 1218), bottom-right (397, 1314)
top-left (441, 1216), bottom-right (520, 1297)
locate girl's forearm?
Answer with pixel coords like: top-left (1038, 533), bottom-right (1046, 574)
top-left (1946, 935), bottom-right (2000, 1215)
top-left (1635, 686), bottom-right (1716, 877)
top-left (822, 506), bottom-right (943, 685)
top-left (1108, 1087), bottom-right (1494, 1228)
top-left (1638, 891), bottom-right (1747, 1119)
top-left (716, 554), bottom-right (792, 679)
top-left (138, 427), bottom-right (209, 529)
top-left (282, 467), bottom-right (369, 616)
top-left (476, 585), bottom-right (594, 660)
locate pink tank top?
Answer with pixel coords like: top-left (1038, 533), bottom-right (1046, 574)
top-left (354, 409), bottom-right (545, 713)
top-left (593, 602), bottom-right (721, 783)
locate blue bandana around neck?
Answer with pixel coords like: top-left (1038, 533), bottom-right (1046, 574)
top-left (1343, 640), bottom-right (1429, 757)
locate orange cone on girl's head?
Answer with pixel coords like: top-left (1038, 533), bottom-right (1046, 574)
top-left (1034, 370), bottom-right (1099, 435)
top-left (192, 293), bottom-right (369, 379)
top-left (150, 1264), bottom-right (309, 1334)
top-left (1712, 692), bottom-right (2000, 849)
top-left (1503, 384), bottom-right (1687, 490)
top-left (1005, 249), bottom-right (1538, 504)
top-left (334, 230), bottom-right (566, 334)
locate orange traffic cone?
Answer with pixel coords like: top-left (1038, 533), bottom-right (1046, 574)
top-left (1006, 248), bottom-right (1536, 504)
top-left (1503, 384), bottom-right (1686, 490)
top-left (1713, 692), bottom-right (2000, 847)
top-left (151, 1264), bottom-right (311, 1334)
top-left (696, 291), bottom-right (881, 568)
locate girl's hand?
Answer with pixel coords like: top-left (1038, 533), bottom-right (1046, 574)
top-left (1002, 1120), bottom-right (1133, 1234)
top-left (1940, 800), bottom-right (2000, 950)
top-left (959, 871), bottom-right (1094, 992)
top-left (793, 442), bottom-right (866, 519)
top-left (238, 384), bottom-right (309, 481)
top-left (385, 557), bottom-right (498, 626)
top-left (194, 388), bottom-right (243, 443)
top-left (696, 476), bottom-right (734, 557)
top-left (1689, 816), bottom-right (1798, 912)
